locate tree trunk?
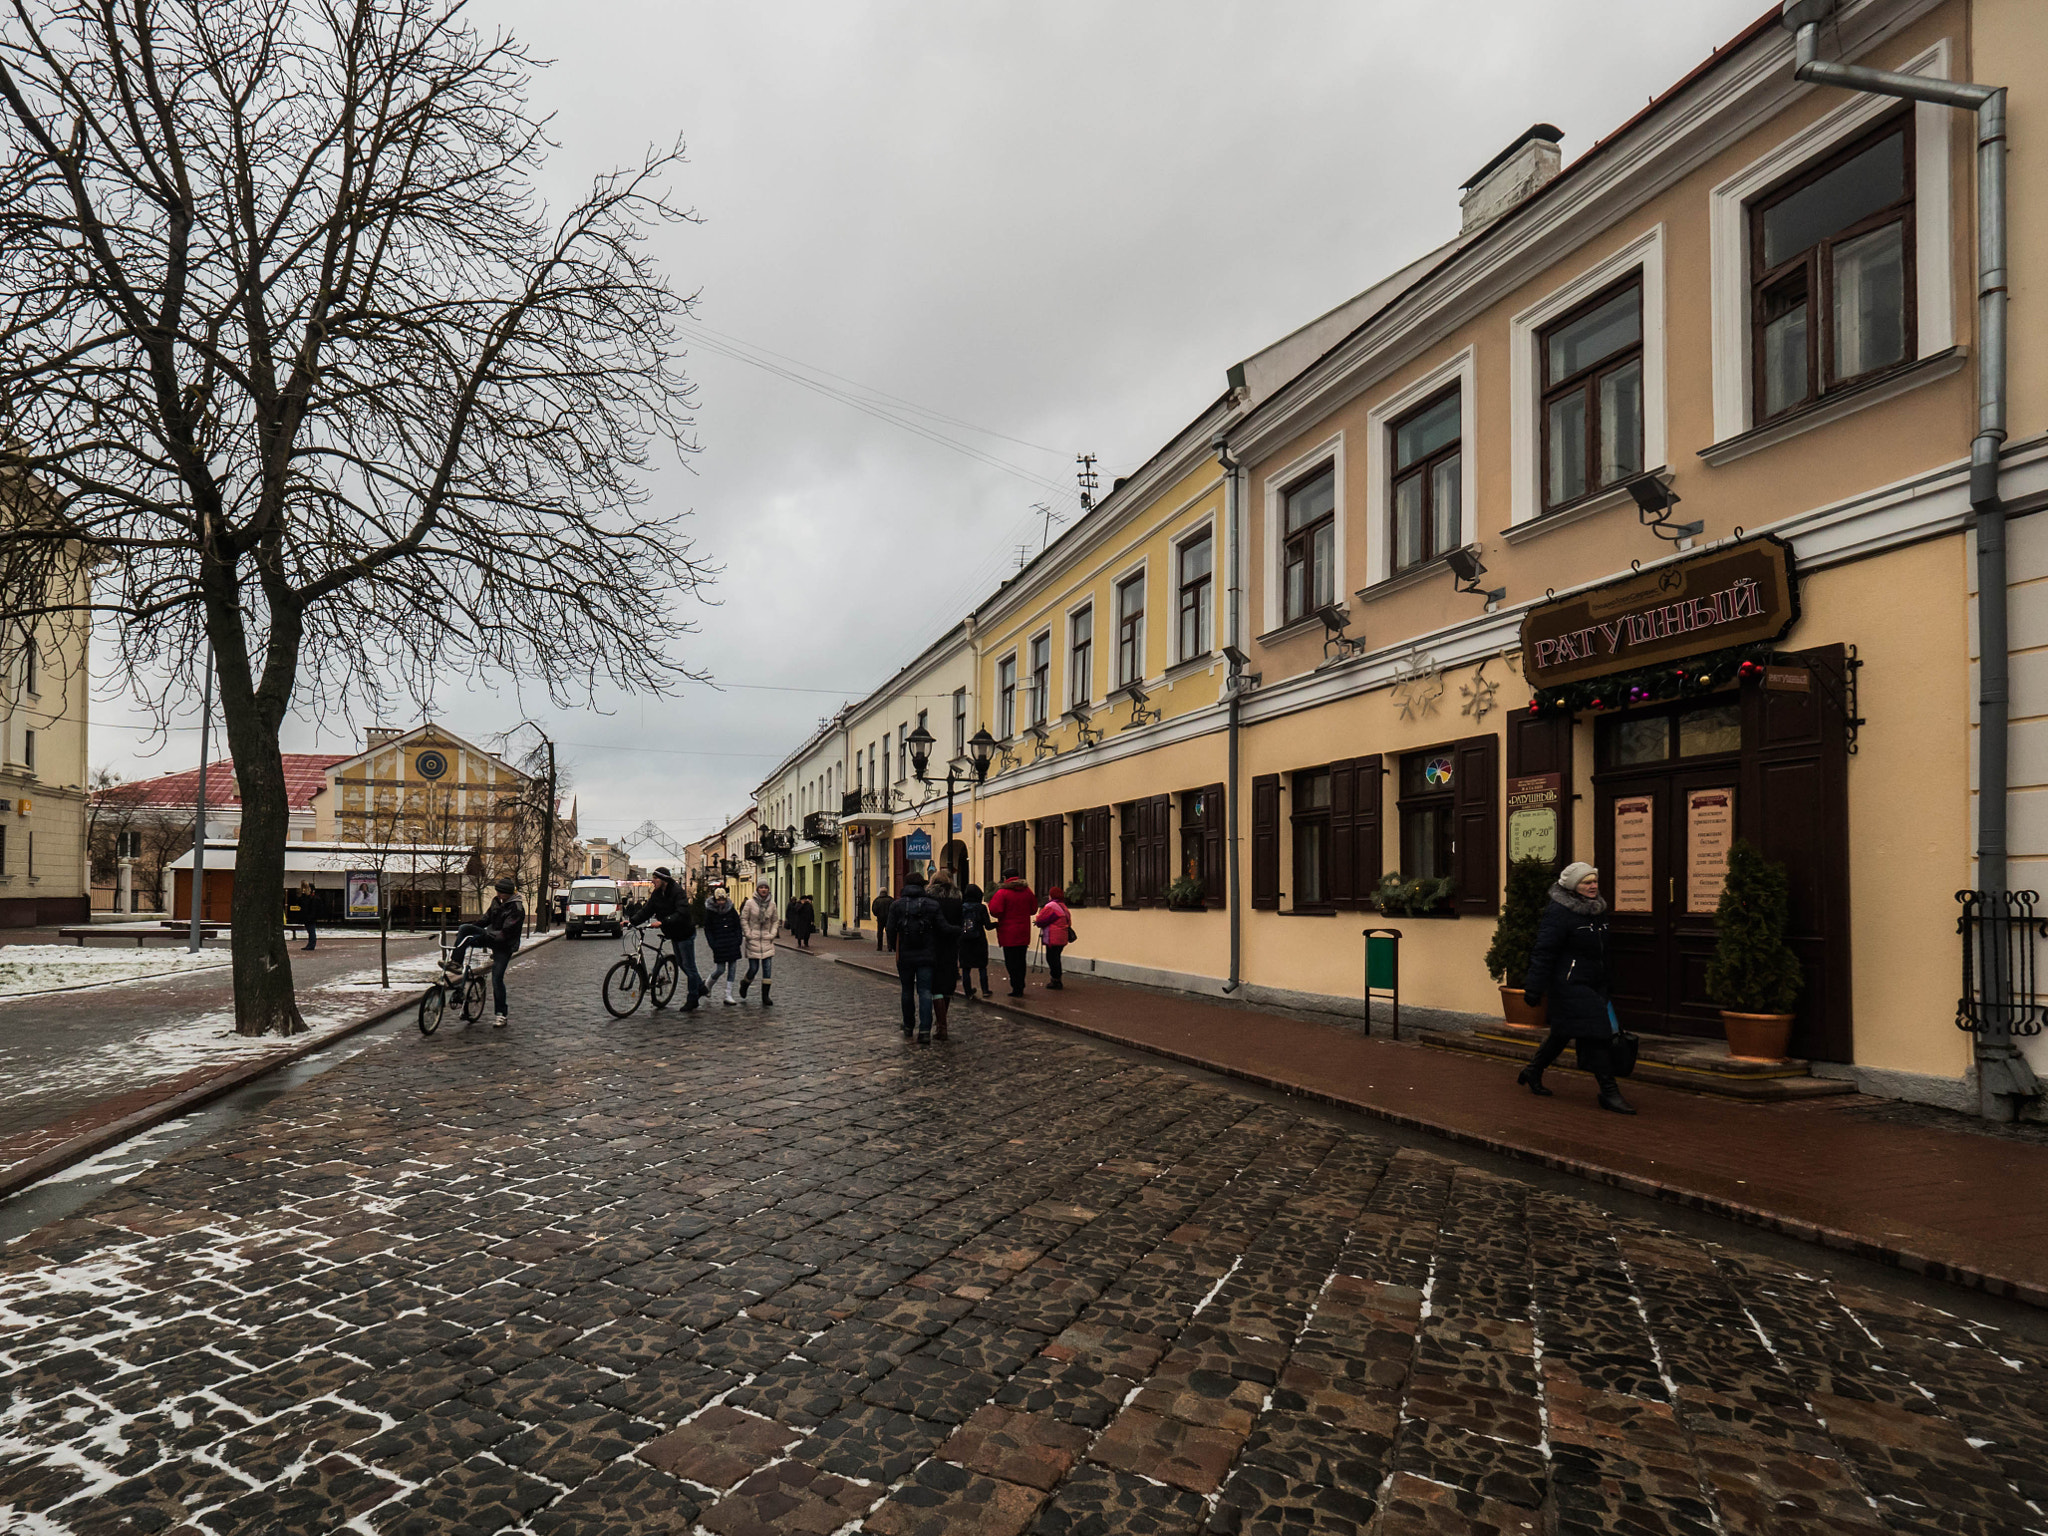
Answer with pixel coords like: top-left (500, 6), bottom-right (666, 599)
top-left (222, 719), bottom-right (306, 1036)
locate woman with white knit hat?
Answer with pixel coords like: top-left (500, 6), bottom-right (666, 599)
top-left (1518, 861), bottom-right (1634, 1113)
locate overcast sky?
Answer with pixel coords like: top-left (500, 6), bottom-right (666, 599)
top-left (88, 0), bottom-right (1767, 856)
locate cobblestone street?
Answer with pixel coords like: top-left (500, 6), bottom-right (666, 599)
top-left (3, 942), bottom-right (2046, 1536)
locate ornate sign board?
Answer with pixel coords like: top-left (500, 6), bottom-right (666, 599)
top-left (1520, 536), bottom-right (1799, 690)
top-left (1506, 773), bottom-right (1561, 864)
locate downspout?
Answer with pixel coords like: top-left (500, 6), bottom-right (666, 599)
top-left (1216, 432), bottom-right (1245, 993)
top-left (1783, 1), bottom-right (2036, 1116)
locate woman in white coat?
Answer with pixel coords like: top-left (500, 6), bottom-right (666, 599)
top-left (739, 881), bottom-right (782, 1007)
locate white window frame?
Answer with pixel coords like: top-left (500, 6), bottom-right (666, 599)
top-left (1708, 39), bottom-right (1954, 443)
top-left (1112, 559), bottom-right (1149, 691)
top-left (1064, 599), bottom-right (1095, 713)
top-left (1363, 348), bottom-right (1477, 590)
top-left (1173, 516), bottom-right (1218, 663)
top-left (1508, 224), bottom-right (1666, 529)
top-left (1260, 433), bottom-right (1344, 633)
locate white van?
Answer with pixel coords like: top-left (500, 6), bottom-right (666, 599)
top-left (565, 877), bottom-right (625, 939)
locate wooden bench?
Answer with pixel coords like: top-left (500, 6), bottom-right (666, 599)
top-left (58, 924), bottom-right (225, 947)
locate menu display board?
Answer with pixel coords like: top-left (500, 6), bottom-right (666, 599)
top-left (1687, 788), bottom-right (1735, 913)
top-left (1613, 795), bottom-right (1655, 914)
top-left (1506, 773), bottom-right (1562, 865)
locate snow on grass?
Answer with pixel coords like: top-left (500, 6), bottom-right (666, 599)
top-left (0, 944), bottom-right (229, 998)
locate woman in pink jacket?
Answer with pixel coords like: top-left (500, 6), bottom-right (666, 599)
top-left (1033, 886), bottom-right (1072, 991)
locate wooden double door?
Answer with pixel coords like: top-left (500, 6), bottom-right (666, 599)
top-left (1592, 646), bottom-right (1852, 1061)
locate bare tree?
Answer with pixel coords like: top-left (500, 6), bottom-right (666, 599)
top-left (0, 1), bottom-right (708, 1033)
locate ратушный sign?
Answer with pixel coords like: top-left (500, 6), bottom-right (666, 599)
top-left (1519, 536), bottom-right (1798, 689)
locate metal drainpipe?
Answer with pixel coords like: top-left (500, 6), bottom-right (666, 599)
top-left (1216, 435), bottom-right (1245, 993)
top-left (1783, 1), bottom-right (2036, 1117)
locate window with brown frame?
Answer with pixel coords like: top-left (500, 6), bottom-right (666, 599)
top-left (1281, 466), bottom-right (1335, 624)
top-left (1750, 111), bottom-right (1914, 423)
top-left (1540, 279), bottom-right (1643, 511)
top-left (1029, 633), bottom-right (1051, 727)
top-left (1177, 530), bottom-right (1213, 662)
top-left (997, 654), bottom-right (1017, 739)
top-left (1391, 389), bottom-right (1461, 571)
top-left (1116, 574), bottom-right (1146, 689)
top-left (1291, 768), bottom-right (1331, 908)
top-left (1069, 606), bottom-right (1093, 708)
top-left (1178, 784), bottom-right (1225, 907)
top-left (998, 821), bottom-right (1028, 885)
top-left (1118, 795), bottom-right (1170, 906)
top-left (1033, 815), bottom-right (1064, 900)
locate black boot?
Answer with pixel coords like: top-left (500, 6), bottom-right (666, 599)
top-left (1516, 1065), bottom-right (1554, 1097)
top-left (739, 973), bottom-right (751, 998)
top-left (1596, 1078), bottom-right (1637, 1114)
top-left (761, 984), bottom-right (773, 1007)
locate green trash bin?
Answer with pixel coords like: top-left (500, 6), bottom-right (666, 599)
top-left (1362, 928), bottom-right (1401, 1039)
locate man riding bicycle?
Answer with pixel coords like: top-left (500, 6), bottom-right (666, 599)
top-left (443, 877), bottom-right (526, 1027)
top-left (627, 867), bottom-right (704, 1011)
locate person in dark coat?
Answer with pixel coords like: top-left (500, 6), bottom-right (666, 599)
top-left (629, 867), bottom-right (702, 1010)
top-left (444, 877), bottom-right (525, 1027)
top-left (871, 887), bottom-right (894, 953)
top-left (887, 870), bottom-right (959, 1044)
top-left (926, 870), bottom-right (964, 1039)
top-left (702, 885), bottom-right (744, 1005)
top-left (290, 881), bottom-right (318, 951)
top-left (1520, 861), bottom-right (1634, 1113)
top-left (788, 895), bottom-right (816, 948)
top-left (957, 883), bottom-right (994, 998)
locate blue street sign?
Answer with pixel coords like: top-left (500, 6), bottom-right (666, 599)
top-left (951, 812), bottom-right (963, 835)
top-left (905, 829), bottom-right (932, 860)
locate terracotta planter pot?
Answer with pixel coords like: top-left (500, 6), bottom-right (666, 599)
top-left (1721, 1010), bottom-right (1795, 1061)
top-left (1500, 986), bottom-right (1547, 1028)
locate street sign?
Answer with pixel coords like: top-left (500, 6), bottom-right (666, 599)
top-left (951, 812), bottom-right (963, 835)
top-left (905, 829), bottom-right (932, 860)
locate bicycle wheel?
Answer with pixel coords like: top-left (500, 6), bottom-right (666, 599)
top-left (649, 955), bottom-right (679, 1010)
top-left (418, 984), bottom-right (445, 1035)
top-left (602, 958), bottom-right (646, 1018)
top-left (461, 974), bottom-right (488, 1022)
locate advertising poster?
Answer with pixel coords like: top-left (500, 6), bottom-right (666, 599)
top-left (346, 870), bottom-right (380, 920)
top-left (1506, 773), bottom-right (1561, 864)
top-left (1687, 788), bottom-right (1735, 913)
top-left (1613, 796), bottom-right (1655, 913)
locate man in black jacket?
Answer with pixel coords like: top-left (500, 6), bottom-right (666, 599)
top-left (631, 867), bottom-right (704, 1010)
top-left (444, 877), bottom-right (525, 1027)
top-left (871, 887), bottom-right (894, 952)
top-left (887, 871), bottom-right (958, 1044)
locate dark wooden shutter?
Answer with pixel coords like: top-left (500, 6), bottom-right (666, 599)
top-left (1086, 807), bottom-right (1111, 904)
top-left (1352, 755), bottom-right (1383, 902)
top-left (1201, 784), bottom-right (1226, 908)
top-left (1252, 774), bottom-right (1280, 909)
top-left (1035, 815), bottom-right (1064, 898)
top-left (983, 827), bottom-right (995, 890)
top-left (1328, 760), bottom-right (1356, 907)
top-left (1507, 709), bottom-right (1574, 874)
top-left (1452, 734), bottom-right (1499, 917)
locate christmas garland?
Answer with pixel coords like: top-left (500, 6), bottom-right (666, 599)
top-left (1524, 641), bottom-right (1783, 717)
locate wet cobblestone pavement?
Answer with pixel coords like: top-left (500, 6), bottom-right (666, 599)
top-left (3, 943), bottom-right (2046, 1535)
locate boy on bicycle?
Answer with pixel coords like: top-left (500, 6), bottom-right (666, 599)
top-left (444, 877), bottom-right (525, 1027)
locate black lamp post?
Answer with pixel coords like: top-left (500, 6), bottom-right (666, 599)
top-left (908, 723), bottom-right (995, 880)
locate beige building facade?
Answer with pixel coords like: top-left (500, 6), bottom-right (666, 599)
top-left (0, 585), bottom-right (89, 926)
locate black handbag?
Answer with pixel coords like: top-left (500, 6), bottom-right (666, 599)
top-left (1607, 1002), bottom-right (1638, 1077)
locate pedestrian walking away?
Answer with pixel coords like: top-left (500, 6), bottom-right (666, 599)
top-left (628, 867), bottom-right (702, 1011)
top-left (926, 870), bottom-right (964, 1039)
top-left (443, 877), bottom-right (525, 1026)
top-left (739, 881), bottom-right (780, 1007)
top-left (291, 880), bottom-right (319, 951)
top-left (1519, 861), bottom-right (1634, 1114)
top-left (702, 884), bottom-right (744, 1005)
top-left (871, 887), bottom-right (894, 952)
top-left (789, 893), bottom-right (816, 949)
top-left (988, 868), bottom-right (1035, 998)
top-left (1033, 886), bottom-right (1072, 990)
top-left (888, 868), bottom-right (958, 1043)
top-left (958, 882), bottom-right (994, 998)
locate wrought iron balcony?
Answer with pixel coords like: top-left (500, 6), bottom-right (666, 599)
top-left (742, 840), bottom-right (763, 862)
top-left (802, 811), bottom-right (841, 846)
top-left (759, 827), bottom-right (796, 856)
top-left (840, 788), bottom-right (898, 821)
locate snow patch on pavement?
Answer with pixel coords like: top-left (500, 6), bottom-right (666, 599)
top-left (0, 944), bottom-right (229, 998)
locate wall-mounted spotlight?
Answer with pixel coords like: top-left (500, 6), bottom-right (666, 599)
top-left (1065, 698), bottom-right (1102, 748)
top-left (1626, 473), bottom-right (1704, 543)
top-left (1446, 545), bottom-right (1506, 606)
top-left (1316, 603), bottom-right (1367, 663)
top-left (1123, 681), bottom-right (1162, 730)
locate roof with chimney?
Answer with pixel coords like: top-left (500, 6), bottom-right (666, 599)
top-left (94, 755), bottom-right (349, 813)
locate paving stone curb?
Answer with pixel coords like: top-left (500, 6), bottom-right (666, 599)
top-left (0, 930), bottom-right (562, 1205)
top-left (806, 945), bottom-right (2048, 1310)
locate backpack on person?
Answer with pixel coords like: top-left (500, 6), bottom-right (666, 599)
top-left (895, 898), bottom-right (933, 953)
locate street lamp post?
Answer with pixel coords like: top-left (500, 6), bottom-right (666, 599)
top-left (906, 723), bottom-right (995, 882)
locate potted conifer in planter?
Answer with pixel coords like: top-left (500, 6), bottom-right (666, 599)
top-left (1704, 839), bottom-right (1803, 1059)
top-left (1484, 856), bottom-right (1553, 1027)
top-left (1166, 876), bottom-right (1205, 911)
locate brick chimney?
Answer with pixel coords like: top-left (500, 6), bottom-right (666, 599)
top-left (1459, 124), bottom-right (1564, 235)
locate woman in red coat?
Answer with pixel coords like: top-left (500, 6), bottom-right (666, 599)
top-left (986, 869), bottom-right (1036, 998)
top-left (1033, 887), bottom-right (1073, 991)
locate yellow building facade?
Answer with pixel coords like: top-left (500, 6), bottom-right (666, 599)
top-left (778, 0), bottom-right (2048, 1117)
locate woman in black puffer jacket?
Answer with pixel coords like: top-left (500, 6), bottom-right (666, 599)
top-left (1519, 861), bottom-right (1634, 1114)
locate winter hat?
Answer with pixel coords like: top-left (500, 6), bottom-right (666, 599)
top-left (1557, 862), bottom-right (1598, 891)
top-left (494, 877), bottom-right (515, 893)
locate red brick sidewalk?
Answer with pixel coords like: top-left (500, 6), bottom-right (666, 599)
top-left (803, 943), bottom-right (2048, 1308)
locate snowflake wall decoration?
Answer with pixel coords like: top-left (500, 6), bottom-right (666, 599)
top-left (1460, 657), bottom-right (1500, 722)
top-left (1391, 649), bottom-right (1444, 720)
